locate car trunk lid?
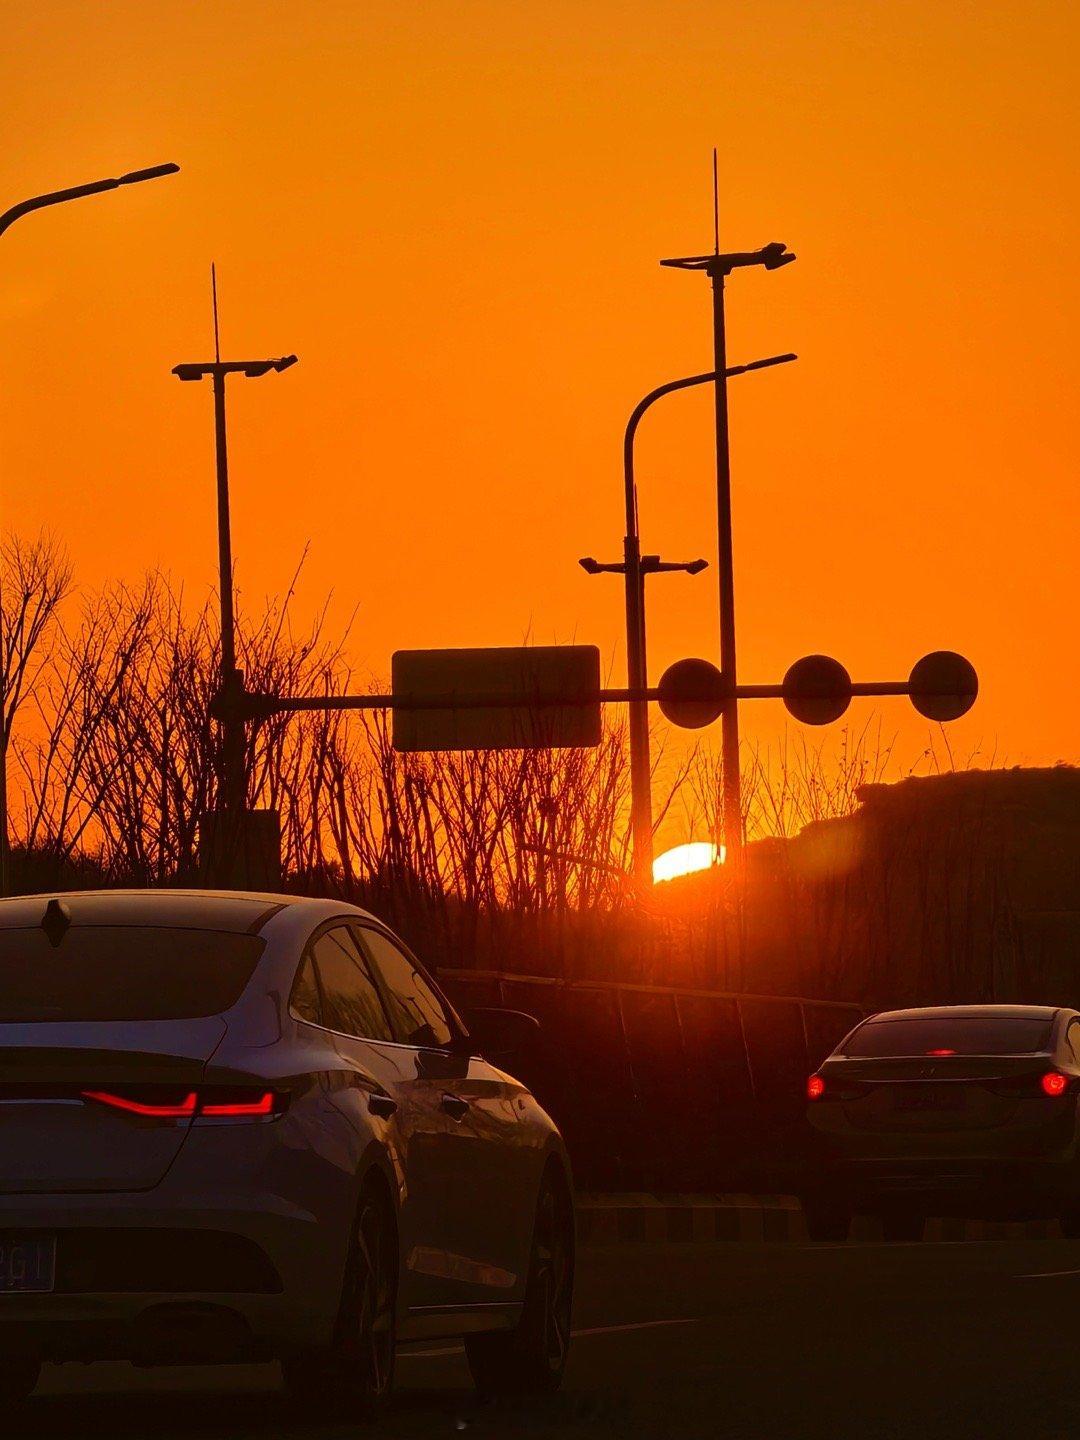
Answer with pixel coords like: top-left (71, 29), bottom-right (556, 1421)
top-left (0, 1018), bottom-right (226, 1193)
top-left (821, 1054), bottom-right (1054, 1134)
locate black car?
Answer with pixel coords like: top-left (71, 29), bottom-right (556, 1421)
top-left (804, 1004), bottom-right (1080, 1241)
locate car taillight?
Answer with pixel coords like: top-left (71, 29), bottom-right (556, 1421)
top-left (81, 1088), bottom-right (286, 1121)
top-left (987, 1070), bottom-right (1075, 1099)
top-left (807, 1075), bottom-right (825, 1100)
top-left (81, 1089), bottom-right (197, 1118)
top-left (926, 1048), bottom-right (956, 1056)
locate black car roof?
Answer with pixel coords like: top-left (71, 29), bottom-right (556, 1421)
top-left (864, 1005), bottom-right (1061, 1022)
top-left (0, 890), bottom-right (289, 934)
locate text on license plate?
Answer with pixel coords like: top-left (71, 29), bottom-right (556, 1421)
top-left (894, 1086), bottom-right (962, 1112)
top-left (0, 1236), bottom-right (56, 1293)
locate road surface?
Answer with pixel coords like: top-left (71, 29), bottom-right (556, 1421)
top-left (20, 1239), bottom-right (1080, 1438)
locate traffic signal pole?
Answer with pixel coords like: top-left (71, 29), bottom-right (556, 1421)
top-left (708, 265), bottom-right (742, 866)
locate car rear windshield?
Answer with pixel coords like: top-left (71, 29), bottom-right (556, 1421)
top-left (843, 1016), bottom-right (1053, 1057)
top-left (0, 927), bottom-right (265, 1022)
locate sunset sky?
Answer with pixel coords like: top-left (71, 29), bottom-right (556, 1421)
top-left (1, 1), bottom-right (1076, 805)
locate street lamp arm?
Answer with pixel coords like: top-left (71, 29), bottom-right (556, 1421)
top-left (623, 371), bottom-right (715, 534)
top-left (0, 163), bottom-right (180, 240)
top-left (623, 354), bottom-right (796, 536)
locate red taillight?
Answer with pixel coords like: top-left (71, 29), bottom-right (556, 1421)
top-left (926, 1048), bottom-right (956, 1056)
top-left (807, 1075), bottom-right (826, 1101)
top-left (1041, 1071), bottom-right (1069, 1097)
top-left (200, 1091), bottom-right (276, 1117)
top-left (81, 1089), bottom-right (197, 1118)
top-left (81, 1088), bottom-right (285, 1120)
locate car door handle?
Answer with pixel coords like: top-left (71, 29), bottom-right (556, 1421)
top-left (440, 1092), bottom-right (470, 1121)
top-left (367, 1093), bottom-right (398, 1119)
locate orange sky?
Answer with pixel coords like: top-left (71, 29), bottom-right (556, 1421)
top-left (1, 1), bottom-right (1077, 802)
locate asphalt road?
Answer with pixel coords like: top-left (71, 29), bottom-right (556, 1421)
top-left (20, 1239), bottom-right (1080, 1439)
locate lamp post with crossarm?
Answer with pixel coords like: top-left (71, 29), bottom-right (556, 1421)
top-left (171, 353), bottom-right (298, 822)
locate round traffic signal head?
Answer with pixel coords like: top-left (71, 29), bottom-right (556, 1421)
top-left (657, 658), bottom-right (726, 729)
top-left (782, 654), bottom-right (852, 726)
top-left (908, 651), bottom-right (978, 722)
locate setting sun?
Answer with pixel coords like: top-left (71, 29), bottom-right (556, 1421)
top-left (652, 841), bottom-right (725, 885)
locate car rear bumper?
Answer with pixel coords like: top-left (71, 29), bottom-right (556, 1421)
top-left (0, 1188), bottom-right (346, 1362)
top-left (804, 1156), bottom-right (1078, 1218)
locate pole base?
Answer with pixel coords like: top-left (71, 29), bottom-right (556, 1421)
top-left (198, 809), bottom-right (282, 891)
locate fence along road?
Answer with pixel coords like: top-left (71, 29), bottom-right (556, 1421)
top-left (440, 969), bottom-right (863, 1192)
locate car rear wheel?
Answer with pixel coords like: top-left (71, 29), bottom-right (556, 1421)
top-left (465, 1168), bottom-right (574, 1397)
top-left (282, 1180), bottom-right (397, 1417)
top-left (0, 1359), bottom-right (40, 1404)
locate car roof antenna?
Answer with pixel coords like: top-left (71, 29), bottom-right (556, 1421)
top-left (41, 898), bottom-right (72, 948)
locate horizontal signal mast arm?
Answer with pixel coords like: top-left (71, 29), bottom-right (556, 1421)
top-left (262, 680), bottom-right (914, 715)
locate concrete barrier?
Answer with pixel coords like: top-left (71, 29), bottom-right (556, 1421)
top-left (576, 1194), bottom-right (1060, 1244)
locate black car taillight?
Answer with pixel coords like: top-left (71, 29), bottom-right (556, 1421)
top-left (985, 1070), bottom-right (1076, 1099)
top-left (81, 1087), bottom-right (288, 1122)
top-left (807, 1073), bottom-right (870, 1102)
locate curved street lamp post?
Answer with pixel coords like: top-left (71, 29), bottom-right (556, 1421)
top-left (0, 162), bottom-right (181, 896)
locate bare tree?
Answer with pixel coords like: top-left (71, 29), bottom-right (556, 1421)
top-left (0, 532), bottom-right (73, 890)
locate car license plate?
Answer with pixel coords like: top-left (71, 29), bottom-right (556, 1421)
top-left (895, 1086), bottom-right (960, 1113)
top-left (0, 1236), bottom-right (56, 1293)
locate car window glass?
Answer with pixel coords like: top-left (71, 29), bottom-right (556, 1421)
top-left (358, 929), bottom-right (452, 1049)
top-left (310, 928), bottom-right (394, 1042)
top-left (843, 1016), bottom-right (1052, 1057)
top-left (0, 926), bottom-right (265, 1022)
top-left (290, 952), bottom-right (321, 1026)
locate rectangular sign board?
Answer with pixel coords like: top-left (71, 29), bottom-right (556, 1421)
top-left (391, 645), bottom-right (602, 753)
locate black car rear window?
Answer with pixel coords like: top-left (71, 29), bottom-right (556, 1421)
top-left (0, 927), bottom-right (265, 1022)
top-left (843, 1016), bottom-right (1053, 1057)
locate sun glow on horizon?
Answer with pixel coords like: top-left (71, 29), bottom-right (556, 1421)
top-left (652, 841), bottom-right (726, 885)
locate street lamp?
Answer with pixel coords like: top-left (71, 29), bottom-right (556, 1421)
top-left (171, 352), bottom-right (298, 822)
top-left (0, 160), bottom-right (181, 897)
top-left (582, 352), bottom-right (796, 887)
top-left (659, 242), bottom-right (797, 870)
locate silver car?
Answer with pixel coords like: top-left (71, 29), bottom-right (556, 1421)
top-left (0, 889), bottom-right (574, 1413)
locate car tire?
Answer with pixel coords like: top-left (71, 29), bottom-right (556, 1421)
top-left (803, 1203), bottom-right (850, 1242)
top-left (282, 1179), bottom-right (397, 1417)
top-left (465, 1166), bottom-right (574, 1397)
top-left (0, 1359), bottom-right (40, 1404)
top-left (881, 1212), bottom-right (924, 1243)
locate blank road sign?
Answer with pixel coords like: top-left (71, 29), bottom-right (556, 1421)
top-left (391, 645), bottom-right (602, 752)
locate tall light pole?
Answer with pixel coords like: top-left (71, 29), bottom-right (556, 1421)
top-left (660, 242), bottom-right (796, 866)
top-left (582, 353), bottom-right (795, 887)
top-left (171, 348), bottom-right (297, 826)
top-left (0, 161), bottom-right (180, 897)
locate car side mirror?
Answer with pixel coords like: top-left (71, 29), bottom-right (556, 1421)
top-left (462, 1007), bottom-right (540, 1061)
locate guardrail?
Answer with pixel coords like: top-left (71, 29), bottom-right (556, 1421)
top-left (439, 969), bottom-right (864, 1192)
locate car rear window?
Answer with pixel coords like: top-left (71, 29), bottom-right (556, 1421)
top-left (0, 927), bottom-right (265, 1022)
top-left (843, 1016), bottom-right (1053, 1057)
